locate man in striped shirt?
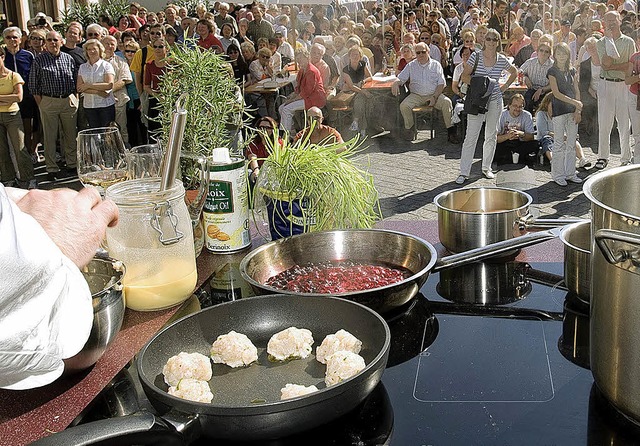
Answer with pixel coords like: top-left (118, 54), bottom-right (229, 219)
top-left (29, 31), bottom-right (79, 180)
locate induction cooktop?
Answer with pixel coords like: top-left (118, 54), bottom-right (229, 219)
top-left (78, 260), bottom-right (640, 445)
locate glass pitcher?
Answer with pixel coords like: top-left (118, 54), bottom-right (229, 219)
top-left (105, 178), bottom-right (197, 311)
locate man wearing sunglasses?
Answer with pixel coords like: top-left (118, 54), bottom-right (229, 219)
top-left (392, 42), bottom-right (458, 142)
top-left (29, 31), bottom-right (80, 181)
top-left (519, 42), bottom-right (553, 113)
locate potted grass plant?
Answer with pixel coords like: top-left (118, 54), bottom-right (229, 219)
top-left (155, 42), bottom-right (248, 255)
top-left (253, 127), bottom-right (381, 240)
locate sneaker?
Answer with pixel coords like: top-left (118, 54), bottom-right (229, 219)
top-left (482, 169), bottom-right (495, 179)
top-left (567, 176), bottom-right (583, 184)
top-left (455, 175), bottom-right (467, 185)
top-left (555, 178), bottom-right (568, 186)
top-left (578, 158), bottom-right (591, 168)
top-left (349, 121), bottom-right (359, 131)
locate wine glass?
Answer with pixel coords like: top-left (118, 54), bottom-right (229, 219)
top-left (77, 127), bottom-right (128, 195)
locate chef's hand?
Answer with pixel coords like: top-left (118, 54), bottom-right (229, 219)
top-left (8, 187), bottom-right (119, 268)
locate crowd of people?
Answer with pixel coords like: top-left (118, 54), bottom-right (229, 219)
top-left (0, 0), bottom-right (639, 189)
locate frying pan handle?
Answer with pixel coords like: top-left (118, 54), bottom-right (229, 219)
top-left (29, 411), bottom-right (187, 446)
top-left (434, 227), bottom-right (562, 272)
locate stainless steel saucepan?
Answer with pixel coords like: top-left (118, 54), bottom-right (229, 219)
top-left (434, 187), bottom-right (580, 253)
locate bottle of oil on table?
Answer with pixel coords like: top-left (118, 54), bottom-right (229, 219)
top-left (203, 155), bottom-right (251, 252)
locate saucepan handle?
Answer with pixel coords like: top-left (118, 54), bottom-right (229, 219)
top-left (594, 229), bottom-right (640, 276)
top-left (517, 215), bottom-right (584, 231)
top-left (29, 411), bottom-right (187, 446)
top-left (434, 227), bottom-right (562, 272)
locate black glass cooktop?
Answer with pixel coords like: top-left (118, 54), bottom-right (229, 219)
top-left (80, 260), bottom-right (640, 445)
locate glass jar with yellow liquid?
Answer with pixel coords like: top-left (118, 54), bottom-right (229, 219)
top-left (105, 178), bottom-right (197, 311)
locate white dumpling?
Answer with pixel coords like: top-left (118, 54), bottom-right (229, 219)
top-left (168, 378), bottom-right (213, 403)
top-left (267, 327), bottom-right (314, 361)
top-left (163, 352), bottom-right (212, 387)
top-left (210, 331), bottom-right (258, 368)
top-left (280, 383), bottom-right (319, 400)
top-left (316, 329), bottom-right (363, 364)
top-left (324, 350), bottom-right (366, 386)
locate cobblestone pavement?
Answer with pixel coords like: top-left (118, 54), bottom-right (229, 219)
top-left (34, 117), bottom-right (627, 224)
top-left (351, 122), bottom-right (626, 222)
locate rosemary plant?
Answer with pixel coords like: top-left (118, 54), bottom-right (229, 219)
top-left (254, 127), bottom-right (381, 238)
top-left (155, 42), bottom-right (248, 189)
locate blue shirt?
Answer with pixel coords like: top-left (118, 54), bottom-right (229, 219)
top-left (4, 49), bottom-right (34, 96)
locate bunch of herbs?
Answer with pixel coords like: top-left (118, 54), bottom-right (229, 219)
top-left (155, 42), bottom-right (248, 189)
top-left (254, 127), bottom-right (381, 236)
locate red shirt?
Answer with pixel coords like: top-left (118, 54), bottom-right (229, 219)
top-left (144, 61), bottom-right (166, 92)
top-left (198, 34), bottom-right (223, 52)
top-left (296, 63), bottom-right (326, 109)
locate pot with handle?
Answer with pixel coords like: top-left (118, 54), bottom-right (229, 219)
top-left (559, 220), bottom-right (591, 305)
top-left (584, 165), bottom-right (640, 423)
top-left (434, 187), bottom-right (581, 253)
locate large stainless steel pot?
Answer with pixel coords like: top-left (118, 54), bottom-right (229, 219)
top-left (584, 165), bottom-right (640, 422)
top-left (559, 220), bottom-right (591, 304)
top-left (434, 187), bottom-right (573, 253)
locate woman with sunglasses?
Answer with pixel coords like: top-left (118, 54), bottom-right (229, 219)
top-left (143, 38), bottom-right (168, 137)
top-left (226, 44), bottom-right (249, 85)
top-left (453, 30), bottom-right (476, 65)
top-left (457, 28), bottom-right (517, 184)
top-left (26, 30), bottom-right (46, 57)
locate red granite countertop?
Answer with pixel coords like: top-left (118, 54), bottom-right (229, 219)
top-left (0, 220), bottom-right (564, 445)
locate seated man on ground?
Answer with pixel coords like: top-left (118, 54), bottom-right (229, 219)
top-left (495, 94), bottom-right (539, 166)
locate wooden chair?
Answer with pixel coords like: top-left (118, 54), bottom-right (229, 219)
top-left (327, 91), bottom-right (356, 132)
top-left (412, 105), bottom-right (435, 140)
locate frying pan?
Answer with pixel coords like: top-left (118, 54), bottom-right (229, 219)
top-left (32, 295), bottom-right (390, 444)
top-left (240, 228), bottom-right (563, 314)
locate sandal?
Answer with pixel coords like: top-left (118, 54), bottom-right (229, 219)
top-left (595, 159), bottom-right (608, 169)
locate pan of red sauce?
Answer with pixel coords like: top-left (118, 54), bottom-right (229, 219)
top-left (240, 228), bottom-right (563, 314)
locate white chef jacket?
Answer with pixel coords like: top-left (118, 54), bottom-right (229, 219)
top-left (0, 185), bottom-right (93, 390)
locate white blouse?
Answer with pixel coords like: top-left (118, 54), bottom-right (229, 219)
top-left (78, 58), bottom-right (116, 109)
